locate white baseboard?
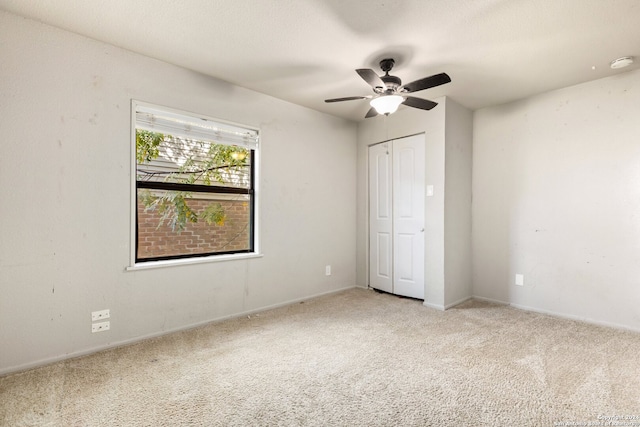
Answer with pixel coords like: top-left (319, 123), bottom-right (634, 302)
top-left (509, 302), bottom-right (640, 334)
top-left (1, 285), bottom-right (357, 377)
top-left (424, 296), bottom-right (473, 311)
top-left (471, 294), bottom-right (640, 334)
top-left (423, 301), bottom-right (445, 311)
top-left (444, 296), bottom-right (473, 310)
top-left (470, 295), bottom-right (510, 305)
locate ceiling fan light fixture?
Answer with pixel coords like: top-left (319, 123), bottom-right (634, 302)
top-left (370, 95), bottom-right (404, 115)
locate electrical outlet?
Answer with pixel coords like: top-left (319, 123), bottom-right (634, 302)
top-left (92, 321), bottom-right (110, 333)
top-left (325, 265), bottom-right (331, 276)
top-left (515, 274), bottom-right (524, 286)
top-left (91, 309), bottom-right (110, 321)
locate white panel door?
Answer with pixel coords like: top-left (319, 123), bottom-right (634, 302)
top-left (368, 142), bottom-right (393, 293)
top-left (392, 134), bottom-right (425, 299)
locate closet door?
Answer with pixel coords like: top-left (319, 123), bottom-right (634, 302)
top-left (368, 134), bottom-right (425, 299)
top-left (392, 134), bottom-right (425, 299)
top-left (368, 142), bottom-right (393, 294)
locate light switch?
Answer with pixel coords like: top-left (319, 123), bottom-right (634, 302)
top-left (515, 274), bottom-right (524, 286)
top-left (426, 185), bottom-right (434, 197)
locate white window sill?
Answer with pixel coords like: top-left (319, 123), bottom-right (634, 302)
top-left (126, 252), bottom-right (263, 271)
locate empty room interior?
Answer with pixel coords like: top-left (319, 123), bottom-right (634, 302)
top-left (1, 1), bottom-right (640, 425)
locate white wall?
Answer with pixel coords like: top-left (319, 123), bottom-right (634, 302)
top-left (444, 100), bottom-right (473, 308)
top-left (473, 69), bottom-right (640, 331)
top-left (0, 11), bottom-right (357, 374)
top-left (356, 99), bottom-right (472, 309)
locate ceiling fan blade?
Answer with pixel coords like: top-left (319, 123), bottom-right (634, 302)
top-left (324, 96), bottom-right (370, 103)
top-left (356, 69), bottom-right (386, 90)
top-left (402, 96), bottom-right (438, 110)
top-left (365, 107), bottom-right (378, 118)
top-left (400, 72), bottom-right (451, 93)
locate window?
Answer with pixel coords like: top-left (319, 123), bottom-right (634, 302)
top-left (131, 102), bottom-right (259, 264)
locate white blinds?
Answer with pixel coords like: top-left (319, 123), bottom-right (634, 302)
top-left (135, 104), bottom-right (259, 149)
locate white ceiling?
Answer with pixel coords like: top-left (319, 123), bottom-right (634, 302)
top-left (2, 0), bottom-right (639, 121)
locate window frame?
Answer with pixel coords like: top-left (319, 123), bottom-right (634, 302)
top-left (128, 100), bottom-right (261, 270)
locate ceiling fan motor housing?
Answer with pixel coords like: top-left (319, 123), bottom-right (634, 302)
top-left (379, 58), bottom-right (401, 92)
top-left (381, 75), bottom-right (402, 92)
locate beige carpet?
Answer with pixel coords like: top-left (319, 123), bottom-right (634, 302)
top-left (1, 288), bottom-right (639, 426)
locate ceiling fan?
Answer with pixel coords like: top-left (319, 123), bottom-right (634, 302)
top-left (325, 58), bottom-right (451, 118)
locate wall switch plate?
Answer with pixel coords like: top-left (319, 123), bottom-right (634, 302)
top-left (426, 185), bottom-right (434, 197)
top-left (91, 309), bottom-right (110, 321)
top-left (91, 321), bottom-right (110, 333)
top-left (325, 265), bottom-right (331, 276)
top-left (515, 274), bottom-right (524, 286)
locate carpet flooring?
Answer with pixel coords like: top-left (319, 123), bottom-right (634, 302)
top-left (1, 287), bottom-right (639, 426)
